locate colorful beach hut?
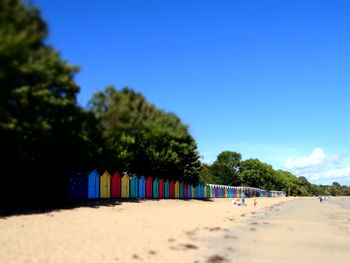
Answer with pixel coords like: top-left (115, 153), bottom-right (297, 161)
top-left (159, 178), bottom-right (165, 198)
top-left (68, 169), bottom-right (100, 199)
top-left (153, 178), bottom-right (159, 198)
top-left (130, 174), bottom-right (139, 198)
top-left (206, 185), bottom-right (210, 198)
top-left (184, 183), bottom-right (188, 198)
top-left (121, 173), bottom-right (130, 198)
top-left (187, 184), bottom-right (192, 198)
top-left (164, 179), bottom-right (170, 198)
top-left (100, 171), bottom-right (111, 198)
top-left (170, 180), bottom-right (175, 198)
top-left (179, 182), bottom-right (184, 198)
top-left (175, 180), bottom-right (180, 198)
top-left (138, 176), bottom-right (146, 198)
top-left (146, 176), bottom-right (153, 198)
top-left (111, 171), bottom-right (121, 198)
top-left (191, 185), bottom-right (195, 198)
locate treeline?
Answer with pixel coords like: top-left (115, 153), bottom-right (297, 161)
top-left (199, 151), bottom-right (350, 196)
top-left (0, 0), bottom-right (200, 208)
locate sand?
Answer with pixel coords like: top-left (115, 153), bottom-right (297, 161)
top-left (1, 197), bottom-right (349, 262)
top-left (214, 197), bottom-right (350, 263)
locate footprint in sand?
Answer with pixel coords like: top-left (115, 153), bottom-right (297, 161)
top-left (224, 235), bottom-right (238, 240)
top-left (181, 243), bottom-right (198, 249)
top-left (207, 255), bottom-right (228, 263)
top-left (148, 250), bottom-right (156, 255)
top-left (205, 226), bottom-right (221, 232)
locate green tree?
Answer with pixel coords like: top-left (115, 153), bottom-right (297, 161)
top-left (89, 86), bottom-right (201, 183)
top-left (199, 163), bottom-right (217, 184)
top-left (240, 159), bottom-right (276, 189)
top-left (0, 0), bottom-right (98, 207)
top-left (210, 151), bottom-right (242, 185)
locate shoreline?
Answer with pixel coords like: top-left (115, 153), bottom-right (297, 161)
top-left (208, 197), bottom-right (350, 263)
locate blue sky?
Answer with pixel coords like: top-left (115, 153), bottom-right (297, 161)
top-left (33, 0), bottom-right (350, 185)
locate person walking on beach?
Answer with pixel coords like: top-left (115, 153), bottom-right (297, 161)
top-left (241, 193), bottom-right (246, 205)
top-left (254, 199), bottom-right (257, 207)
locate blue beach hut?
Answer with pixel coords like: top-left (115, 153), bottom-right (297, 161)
top-left (130, 174), bottom-right (139, 198)
top-left (179, 182), bottom-right (184, 198)
top-left (138, 176), bottom-right (146, 198)
top-left (153, 178), bottom-right (159, 198)
top-left (187, 184), bottom-right (192, 198)
top-left (68, 169), bottom-right (100, 199)
top-left (164, 179), bottom-right (170, 198)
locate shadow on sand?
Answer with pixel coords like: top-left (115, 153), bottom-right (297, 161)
top-left (0, 197), bottom-right (213, 218)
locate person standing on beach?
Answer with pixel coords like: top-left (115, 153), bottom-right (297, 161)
top-left (254, 199), bottom-right (257, 207)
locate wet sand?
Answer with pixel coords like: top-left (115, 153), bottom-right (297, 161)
top-left (210, 197), bottom-right (350, 263)
top-left (0, 197), bottom-right (291, 262)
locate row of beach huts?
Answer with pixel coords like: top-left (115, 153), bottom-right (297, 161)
top-left (68, 170), bottom-right (285, 199)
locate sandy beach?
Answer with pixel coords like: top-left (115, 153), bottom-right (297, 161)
top-left (1, 197), bottom-right (349, 262)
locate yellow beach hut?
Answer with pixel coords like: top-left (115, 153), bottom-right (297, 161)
top-left (191, 185), bottom-right (195, 198)
top-left (100, 171), bottom-right (111, 198)
top-left (175, 180), bottom-right (180, 198)
top-left (121, 172), bottom-right (130, 198)
top-left (204, 185), bottom-right (208, 198)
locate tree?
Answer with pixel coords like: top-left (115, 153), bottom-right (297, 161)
top-left (89, 86), bottom-right (201, 183)
top-left (210, 151), bottom-right (242, 185)
top-left (0, 0), bottom-right (98, 207)
top-left (240, 159), bottom-right (276, 189)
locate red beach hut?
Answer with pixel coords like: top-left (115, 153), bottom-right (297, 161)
top-left (184, 183), bottom-right (188, 198)
top-left (146, 176), bottom-right (153, 198)
top-left (169, 180), bottom-right (175, 198)
top-left (215, 186), bottom-right (219, 198)
top-left (111, 171), bottom-right (121, 198)
top-left (159, 178), bottom-right (165, 198)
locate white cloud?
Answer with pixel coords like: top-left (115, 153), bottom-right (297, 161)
top-left (283, 147), bottom-right (350, 184)
top-left (284, 148), bottom-right (326, 170)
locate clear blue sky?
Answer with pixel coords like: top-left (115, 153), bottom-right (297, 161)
top-left (33, 0), bottom-right (350, 185)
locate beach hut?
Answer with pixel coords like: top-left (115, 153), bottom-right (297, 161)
top-left (191, 185), bottom-right (195, 198)
top-left (100, 171), bottom-right (111, 198)
top-left (121, 173), bottom-right (130, 198)
top-left (138, 176), bottom-right (146, 198)
top-left (164, 179), bottom-right (170, 198)
top-left (130, 174), bottom-right (139, 198)
top-left (194, 185), bottom-right (198, 198)
top-left (210, 185), bottom-right (215, 198)
top-left (184, 183), bottom-right (188, 198)
top-left (203, 185), bottom-right (207, 198)
top-left (199, 184), bottom-right (204, 198)
top-left (175, 181), bottom-right (180, 198)
top-left (187, 184), bottom-right (192, 198)
top-left (179, 182), bottom-right (184, 198)
top-left (153, 178), bottom-right (159, 198)
top-left (111, 171), bottom-right (121, 198)
top-left (159, 178), bottom-right (165, 198)
top-left (170, 180), bottom-right (175, 198)
top-left (68, 169), bottom-right (100, 199)
top-left (206, 185), bottom-right (211, 198)
top-left (146, 176), bottom-right (153, 198)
